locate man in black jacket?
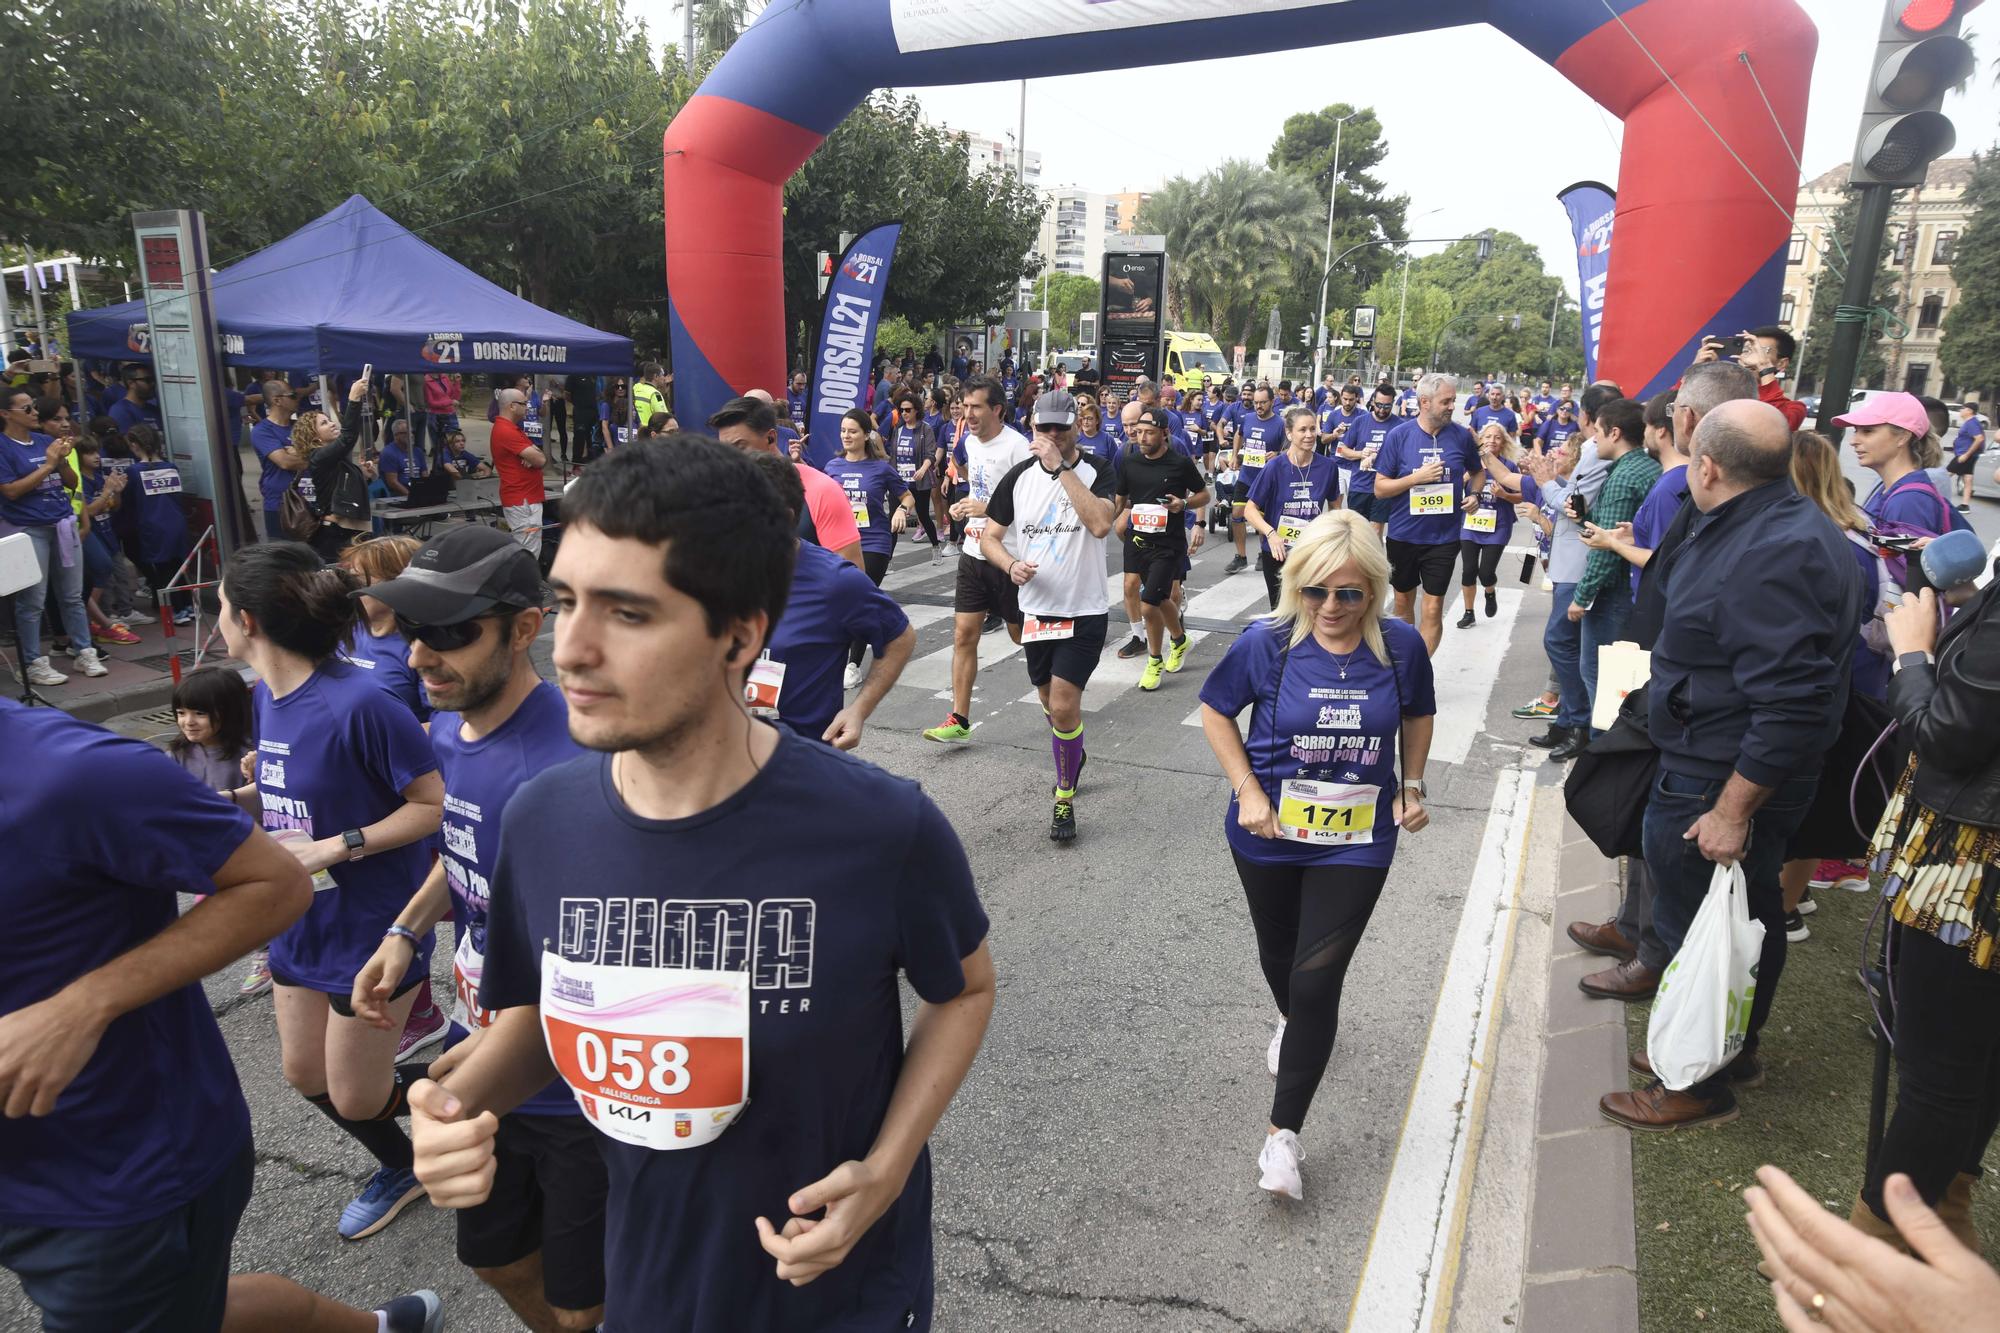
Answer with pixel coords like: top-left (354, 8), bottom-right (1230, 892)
top-left (1600, 399), bottom-right (1863, 1131)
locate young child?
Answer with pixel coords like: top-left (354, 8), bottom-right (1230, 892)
top-left (167, 666), bottom-right (274, 995)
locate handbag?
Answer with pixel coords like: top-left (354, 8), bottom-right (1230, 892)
top-left (278, 478), bottom-right (321, 542)
top-left (1646, 860), bottom-right (1765, 1090)
top-left (1563, 683), bottom-right (1657, 859)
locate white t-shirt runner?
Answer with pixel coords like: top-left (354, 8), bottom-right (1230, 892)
top-left (982, 454), bottom-right (1117, 619)
top-left (959, 426), bottom-right (1033, 562)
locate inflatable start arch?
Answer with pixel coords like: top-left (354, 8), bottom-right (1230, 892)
top-left (662, 0), bottom-right (1816, 427)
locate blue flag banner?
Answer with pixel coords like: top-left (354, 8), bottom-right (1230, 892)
top-left (1557, 182), bottom-right (1615, 386)
top-left (807, 222), bottom-right (903, 469)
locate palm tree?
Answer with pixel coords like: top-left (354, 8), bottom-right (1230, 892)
top-left (1137, 162), bottom-right (1322, 350)
top-left (695, 0), bottom-right (748, 60)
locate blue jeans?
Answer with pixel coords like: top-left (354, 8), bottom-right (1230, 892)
top-left (1579, 590), bottom-right (1634, 732)
top-left (1643, 767), bottom-right (1819, 1096)
top-left (1543, 580), bottom-right (1588, 728)
top-left (9, 522), bottom-right (92, 663)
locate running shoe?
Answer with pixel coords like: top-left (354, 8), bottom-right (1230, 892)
top-left (396, 991), bottom-right (448, 1063)
top-left (116, 609), bottom-right (155, 625)
top-left (1049, 797), bottom-right (1076, 843)
top-left (376, 1290), bottom-right (445, 1333)
top-left (1784, 909), bottom-right (1810, 944)
top-left (922, 713), bottom-right (972, 743)
top-left (1485, 589), bottom-right (1498, 618)
top-left (1225, 555), bottom-right (1247, 574)
top-left (1139, 657), bottom-right (1164, 691)
top-left (981, 613), bottom-right (1003, 635)
top-left (239, 950), bottom-right (273, 997)
top-left (172, 606), bottom-right (196, 626)
top-left (23, 657), bottom-right (66, 687)
top-left (1510, 697), bottom-right (1557, 720)
top-left (1267, 1018), bottom-right (1286, 1077)
top-left (95, 623), bottom-right (142, 646)
top-left (1808, 860), bottom-right (1868, 893)
top-left (1163, 635), bottom-right (1191, 673)
top-left (338, 1165), bottom-right (425, 1241)
top-left (73, 647), bottom-right (109, 678)
top-left (842, 661), bottom-right (864, 690)
top-left (1115, 634), bottom-right (1148, 660)
top-left (1456, 609), bottom-right (1476, 629)
top-left (1796, 888), bottom-right (1818, 916)
top-left (1540, 577), bottom-right (1554, 592)
top-left (1258, 1129), bottom-right (1304, 1201)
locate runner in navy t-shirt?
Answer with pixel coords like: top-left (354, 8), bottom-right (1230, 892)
top-left (408, 440), bottom-right (994, 1333)
top-left (1371, 373), bottom-right (1482, 655)
top-left (217, 542), bottom-right (447, 1244)
top-left (346, 523), bottom-right (609, 1330)
top-left (0, 702), bottom-right (441, 1333)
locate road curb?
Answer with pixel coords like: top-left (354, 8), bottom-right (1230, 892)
top-left (1519, 822), bottom-right (1640, 1332)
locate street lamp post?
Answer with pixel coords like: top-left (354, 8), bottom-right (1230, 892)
top-left (1310, 110), bottom-right (1360, 388)
top-left (1393, 250), bottom-right (1412, 379)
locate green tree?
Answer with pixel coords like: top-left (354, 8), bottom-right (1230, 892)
top-left (1796, 189), bottom-right (1898, 393)
top-left (694, 0), bottom-right (748, 62)
top-left (1134, 162), bottom-right (1322, 353)
top-left (782, 94), bottom-right (1043, 364)
top-left (1267, 103), bottom-right (1411, 330)
top-left (1358, 269), bottom-right (1456, 376)
top-left (1942, 151), bottom-right (2000, 402)
top-left (1031, 273), bottom-right (1099, 350)
top-left (1401, 232), bottom-right (1573, 379)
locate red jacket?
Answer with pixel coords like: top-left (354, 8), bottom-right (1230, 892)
top-left (1761, 377), bottom-right (1806, 430)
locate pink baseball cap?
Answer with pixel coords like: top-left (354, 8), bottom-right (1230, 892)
top-left (1832, 392), bottom-right (1933, 436)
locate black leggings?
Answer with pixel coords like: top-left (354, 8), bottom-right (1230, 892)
top-left (1232, 851), bottom-right (1390, 1132)
top-left (1459, 539), bottom-right (1503, 589)
top-left (908, 487), bottom-right (940, 545)
top-left (1863, 924), bottom-right (2000, 1219)
top-left (1259, 550), bottom-right (1283, 611)
top-left (848, 548), bottom-right (893, 667)
top-left (548, 400), bottom-right (570, 460)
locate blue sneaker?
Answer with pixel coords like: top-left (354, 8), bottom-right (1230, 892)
top-left (338, 1165), bottom-right (424, 1241)
top-left (376, 1289), bottom-right (445, 1332)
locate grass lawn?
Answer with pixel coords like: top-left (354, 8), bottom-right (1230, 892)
top-left (1628, 880), bottom-right (2000, 1330)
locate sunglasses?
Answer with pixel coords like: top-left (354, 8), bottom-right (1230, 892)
top-left (1033, 422), bottom-right (1070, 435)
top-left (394, 613), bottom-right (493, 652)
top-left (1299, 585), bottom-right (1368, 606)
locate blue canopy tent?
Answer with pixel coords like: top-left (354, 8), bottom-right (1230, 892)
top-left (67, 195), bottom-right (632, 375)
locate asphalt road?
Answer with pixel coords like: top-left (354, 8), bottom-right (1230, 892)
top-left (6, 468), bottom-right (1995, 1332)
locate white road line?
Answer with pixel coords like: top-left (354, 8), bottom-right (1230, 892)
top-left (882, 553), bottom-right (958, 593)
top-left (1426, 588), bottom-right (1526, 767)
top-left (1184, 568), bottom-right (1270, 622)
top-left (901, 604), bottom-right (956, 631)
top-left (898, 622), bottom-right (1026, 697)
top-left (1016, 629), bottom-right (1210, 712)
top-left (1345, 766), bottom-right (1534, 1333)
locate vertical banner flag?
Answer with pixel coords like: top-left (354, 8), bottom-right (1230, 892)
top-left (1557, 182), bottom-right (1615, 385)
top-left (808, 222), bottom-right (903, 469)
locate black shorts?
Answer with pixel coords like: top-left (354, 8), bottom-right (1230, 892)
top-left (1346, 491), bottom-right (1378, 522)
top-left (952, 553), bottom-right (1023, 622)
top-left (1023, 613), bottom-right (1109, 689)
top-left (1946, 452), bottom-right (1978, 476)
top-left (456, 1112), bottom-right (609, 1312)
top-left (268, 964), bottom-right (428, 1017)
top-left (1386, 538), bottom-right (1459, 597)
top-left (1122, 537), bottom-right (1183, 606)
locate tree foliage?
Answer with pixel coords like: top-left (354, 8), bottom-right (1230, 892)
top-left (1400, 233), bottom-right (1582, 381)
top-left (782, 94), bottom-right (1044, 366)
top-left (1267, 103), bottom-right (1410, 326)
top-left (1796, 188), bottom-right (1898, 392)
top-left (1941, 151), bottom-right (2000, 401)
top-left (1032, 273), bottom-right (1100, 351)
top-left (1135, 162), bottom-right (1322, 353)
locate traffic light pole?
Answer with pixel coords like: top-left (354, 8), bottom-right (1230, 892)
top-left (1813, 182), bottom-right (1894, 436)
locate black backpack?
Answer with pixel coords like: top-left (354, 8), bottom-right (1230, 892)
top-left (1564, 684), bottom-right (1657, 860)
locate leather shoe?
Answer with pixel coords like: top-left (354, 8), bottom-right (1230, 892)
top-left (1549, 728), bottom-right (1592, 761)
top-left (1600, 1080), bottom-right (1739, 1131)
top-left (1528, 723), bottom-right (1570, 749)
top-left (1567, 919), bottom-right (1636, 961)
top-left (1580, 956), bottom-right (1661, 1001)
top-left (1629, 1046), bottom-right (1765, 1089)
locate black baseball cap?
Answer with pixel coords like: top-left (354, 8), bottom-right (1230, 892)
top-left (357, 524), bottom-right (549, 625)
top-left (1133, 406), bottom-right (1170, 430)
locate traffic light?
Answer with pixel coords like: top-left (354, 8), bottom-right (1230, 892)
top-left (1851, 0), bottom-right (1979, 186)
top-left (816, 250), bottom-right (833, 298)
top-left (1301, 324), bottom-right (1315, 348)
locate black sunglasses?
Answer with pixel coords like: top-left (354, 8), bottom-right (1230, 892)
top-left (1299, 585), bottom-right (1368, 606)
top-left (394, 613), bottom-right (494, 651)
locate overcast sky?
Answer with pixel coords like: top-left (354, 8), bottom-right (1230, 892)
top-left (641, 1), bottom-right (2000, 297)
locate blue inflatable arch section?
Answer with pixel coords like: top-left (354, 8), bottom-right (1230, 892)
top-left (664, 0), bottom-right (1817, 427)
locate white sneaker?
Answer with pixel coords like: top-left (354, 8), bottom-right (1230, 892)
top-left (1258, 1129), bottom-right (1304, 1201)
top-left (842, 661), bottom-right (864, 690)
top-left (117, 609), bottom-right (155, 625)
top-left (1267, 1018), bottom-right (1286, 1077)
top-left (74, 647), bottom-right (109, 678)
top-left (24, 657), bottom-right (67, 686)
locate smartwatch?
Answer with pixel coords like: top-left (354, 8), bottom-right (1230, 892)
top-left (341, 828), bottom-right (367, 861)
top-left (1402, 779), bottom-right (1428, 798)
top-left (1894, 651), bottom-right (1934, 675)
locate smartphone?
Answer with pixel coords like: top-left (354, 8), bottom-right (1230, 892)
top-left (362, 363), bottom-right (374, 382)
top-left (1519, 552), bottom-right (1538, 584)
top-left (1704, 334), bottom-right (1746, 359)
top-left (1566, 492), bottom-right (1591, 525)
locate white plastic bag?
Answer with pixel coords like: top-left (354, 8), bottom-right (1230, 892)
top-left (1645, 861), bottom-right (1764, 1091)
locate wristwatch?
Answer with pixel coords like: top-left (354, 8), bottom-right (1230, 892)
top-left (341, 828), bottom-right (367, 861)
top-left (1403, 779), bottom-right (1427, 797)
top-left (1894, 651), bottom-right (1934, 675)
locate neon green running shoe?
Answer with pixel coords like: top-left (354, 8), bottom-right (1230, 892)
top-left (1139, 657), bottom-right (1164, 691)
top-left (923, 713), bottom-right (972, 743)
top-left (1163, 635), bottom-right (1191, 673)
